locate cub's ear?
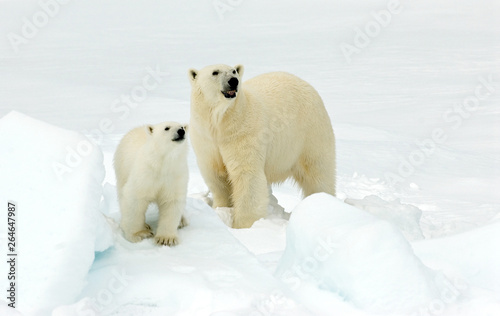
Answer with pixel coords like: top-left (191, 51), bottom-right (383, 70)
top-left (183, 124), bottom-right (189, 131)
top-left (147, 125), bottom-right (154, 134)
top-left (188, 69), bottom-right (198, 83)
top-left (234, 64), bottom-right (244, 78)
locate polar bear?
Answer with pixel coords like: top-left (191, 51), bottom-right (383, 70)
top-left (114, 121), bottom-right (188, 246)
top-left (188, 64), bottom-right (336, 228)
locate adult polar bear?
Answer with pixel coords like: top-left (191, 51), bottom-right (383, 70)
top-left (189, 64), bottom-right (335, 228)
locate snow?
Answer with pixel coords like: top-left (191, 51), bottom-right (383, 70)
top-left (1, 0), bottom-right (499, 315)
top-left (345, 195), bottom-right (424, 241)
top-left (53, 191), bottom-right (307, 316)
top-left (413, 222), bottom-right (500, 293)
top-left (275, 194), bottom-right (500, 315)
top-left (276, 193), bottom-right (440, 314)
top-left (0, 112), bottom-right (113, 314)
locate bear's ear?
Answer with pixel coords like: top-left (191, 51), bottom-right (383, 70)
top-left (188, 69), bottom-right (198, 83)
top-left (184, 124), bottom-right (189, 131)
top-left (147, 125), bottom-right (154, 134)
top-left (234, 64), bottom-right (244, 78)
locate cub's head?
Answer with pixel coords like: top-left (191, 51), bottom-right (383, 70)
top-left (188, 64), bottom-right (244, 102)
top-left (146, 121), bottom-right (188, 150)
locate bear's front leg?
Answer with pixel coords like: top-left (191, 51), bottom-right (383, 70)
top-left (119, 194), bottom-right (153, 243)
top-left (229, 170), bottom-right (269, 229)
top-left (155, 199), bottom-right (185, 246)
top-left (210, 172), bottom-right (233, 208)
top-left (191, 130), bottom-right (232, 208)
top-left (198, 159), bottom-right (232, 208)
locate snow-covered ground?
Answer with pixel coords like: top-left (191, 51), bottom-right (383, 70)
top-left (1, 0), bottom-right (499, 315)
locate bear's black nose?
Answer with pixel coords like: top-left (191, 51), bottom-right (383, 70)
top-left (228, 77), bottom-right (239, 89)
top-left (177, 128), bottom-right (185, 137)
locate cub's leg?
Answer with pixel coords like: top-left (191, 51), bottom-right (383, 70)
top-left (155, 199), bottom-right (185, 246)
top-left (119, 193), bottom-right (153, 242)
top-left (178, 216), bottom-right (188, 229)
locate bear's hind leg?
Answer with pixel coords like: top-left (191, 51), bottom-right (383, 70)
top-left (293, 155), bottom-right (336, 197)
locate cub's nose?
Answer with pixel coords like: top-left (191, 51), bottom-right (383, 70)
top-left (177, 128), bottom-right (185, 137)
top-left (228, 77), bottom-right (239, 89)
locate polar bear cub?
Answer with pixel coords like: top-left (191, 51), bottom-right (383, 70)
top-left (114, 121), bottom-right (188, 246)
top-left (188, 64), bottom-right (336, 229)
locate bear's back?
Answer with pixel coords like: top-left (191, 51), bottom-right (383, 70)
top-left (243, 71), bottom-right (330, 136)
top-left (114, 126), bottom-right (148, 189)
top-left (243, 72), bottom-right (325, 114)
top-left (241, 71), bottom-right (334, 183)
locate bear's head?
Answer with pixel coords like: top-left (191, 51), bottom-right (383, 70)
top-left (188, 64), bottom-right (244, 103)
top-left (146, 121), bottom-right (188, 153)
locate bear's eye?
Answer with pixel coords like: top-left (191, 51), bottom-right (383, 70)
top-left (212, 71), bottom-right (219, 76)
top-left (232, 70), bottom-right (236, 74)
top-left (165, 127), bottom-right (170, 131)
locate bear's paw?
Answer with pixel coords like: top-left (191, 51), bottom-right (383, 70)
top-left (155, 234), bottom-right (179, 247)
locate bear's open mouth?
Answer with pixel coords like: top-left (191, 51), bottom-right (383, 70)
top-left (221, 90), bottom-right (237, 98)
top-left (172, 136), bottom-right (185, 142)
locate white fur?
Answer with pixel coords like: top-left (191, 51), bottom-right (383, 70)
top-left (188, 64), bottom-right (336, 228)
top-left (114, 121), bottom-right (189, 246)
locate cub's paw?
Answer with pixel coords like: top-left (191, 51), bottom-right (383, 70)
top-left (123, 225), bottom-right (153, 243)
top-left (155, 234), bottom-right (179, 247)
top-left (178, 216), bottom-right (188, 229)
